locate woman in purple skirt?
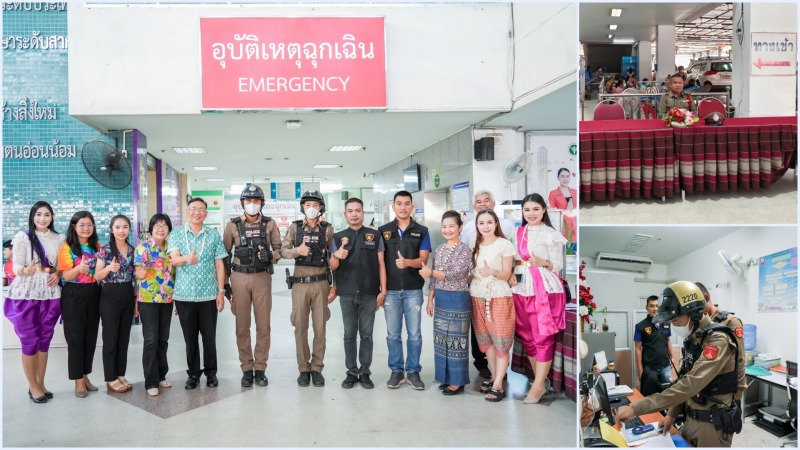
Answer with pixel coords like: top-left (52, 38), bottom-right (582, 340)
top-left (4, 201), bottom-right (65, 403)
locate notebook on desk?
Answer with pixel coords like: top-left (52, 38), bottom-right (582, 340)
top-left (621, 422), bottom-right (663, 446)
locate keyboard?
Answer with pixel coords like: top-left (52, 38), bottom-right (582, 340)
top-left (622, 416), bottom-right (645, 429)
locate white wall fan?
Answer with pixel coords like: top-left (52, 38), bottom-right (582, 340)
top-left (717, 250), bottom-right (756, 280)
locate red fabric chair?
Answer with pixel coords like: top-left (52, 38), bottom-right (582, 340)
top-left (697, 98), bottom-right (727, 119)
top-left (641, 102), bottom-right (657, 119)
top-left (593, 100), bottom-right (625, 120)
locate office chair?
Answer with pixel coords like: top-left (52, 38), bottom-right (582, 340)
top-left (782, 360), bottom-right (797, 447)
top-left (593, 100), bottom-right (625, 121)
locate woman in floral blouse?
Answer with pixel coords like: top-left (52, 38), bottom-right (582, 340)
top-left (94, 215), bottom-right (136, 394)
top-left (134, 213), bottom-right (175, 397)
top-left (58, 211), bottom-right (102, 398)
top-left (421, 210), bottom-right (473, 396)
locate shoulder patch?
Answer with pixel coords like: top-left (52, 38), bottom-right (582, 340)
top-left (735, 327), bottom-right (744, 338)
top-left (702, 344), bottom-right (719, 360)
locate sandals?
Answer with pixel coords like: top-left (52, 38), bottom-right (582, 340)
top-left (485, 388), bottom-right (506, 402)
top-left (479, 380), bottom-right (494, 394)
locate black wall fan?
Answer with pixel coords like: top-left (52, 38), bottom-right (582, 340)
top-left (81, 140), bottom-right (132, 190)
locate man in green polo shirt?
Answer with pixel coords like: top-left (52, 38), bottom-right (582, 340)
top-left (168, 197), bottom-right (229, 390)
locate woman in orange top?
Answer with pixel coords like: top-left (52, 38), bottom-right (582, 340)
top-left (547, 168), bottom-right (577, 211)
top-left (57, 211), bottom-right (102, 398)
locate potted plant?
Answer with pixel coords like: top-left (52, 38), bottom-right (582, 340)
top-left (600, 306), bottom-right (609, 331)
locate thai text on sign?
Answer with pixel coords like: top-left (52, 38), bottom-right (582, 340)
top-left (200, 17), bottom-right (386, 109)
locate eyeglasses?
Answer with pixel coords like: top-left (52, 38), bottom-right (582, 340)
top-left (153, 225), bottom-right (169, 231)
top-left (76, 224), bottom-right (94, 229)
top-left (188, 208), bottom-right (207, 214)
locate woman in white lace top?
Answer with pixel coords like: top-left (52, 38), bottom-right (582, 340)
top-left (469, 209), bottom-right (515, 402)
top-left (510, 193), bottom-right (567, 404)
top-left (4, 201), bottom-right (65, 403)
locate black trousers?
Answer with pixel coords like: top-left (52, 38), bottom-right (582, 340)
top-left (339, 293), bottom-right (376, 376)
top-left (99, 283), bottom-right (135, 382)
top-left (139, 302), bottom-right (173, 389)
top-left (470, 319), bottom-right (488, 371)
top-left (175, 300), bottom-right (218, 378)
top-left (61, 283), bottom-right (101, 380)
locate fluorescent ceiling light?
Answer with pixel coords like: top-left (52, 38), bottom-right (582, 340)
top-left (204, 178), bottom-right (225, 182)
top-left (313, 164), bottom-right (340, 169)
top-left (173, 147), bottom-right (206, 154)
top-left (611, 8), bottom-right (622, 17)
top-left (285, 120), bottom-right (301, 129)
top-left (608, 34), bottom-right (614, 39)
top-left (193, 166), bottom-right (218, 171)
top-left (613, 38), bottom-right (635, 44)
top-left (328, 145), bottom-right (364, 152)
top-left (303, 177), bottom-right (327, 181)
top-left (320, 182), bottom-right (343, 191)
top-left (609, 24), bottom-right (618, 30)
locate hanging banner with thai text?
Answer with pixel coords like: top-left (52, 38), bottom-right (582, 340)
top-left (200, 17), bottom-right (386, 109)
top-left (750, 32), bottom-right (797, 76)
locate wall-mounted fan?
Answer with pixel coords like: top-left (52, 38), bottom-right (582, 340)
top-left (81, 140), bottom-right (132, 190)
top-left (718, 250), bottom-right (755, 280)
top-left (502, 153), bottom-right (532, 184)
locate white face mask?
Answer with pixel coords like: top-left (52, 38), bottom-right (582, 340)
top-left (304, 207), bottom-right (320, 220)
top-left (672, 322), bottom-right (692, 338)
top-left (244, 203), bottom-right (261, 216)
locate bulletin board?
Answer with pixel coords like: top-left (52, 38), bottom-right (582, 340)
top-left (758, 247), bottom-right (797, 312)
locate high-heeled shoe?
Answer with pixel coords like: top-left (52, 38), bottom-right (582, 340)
top-left (84, 377), bottom-right (98, 392)
top-left (28, 390), bottom-right (47, 404)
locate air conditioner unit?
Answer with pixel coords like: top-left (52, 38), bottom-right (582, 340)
top-left (596, 252), bottom-right (653, 273)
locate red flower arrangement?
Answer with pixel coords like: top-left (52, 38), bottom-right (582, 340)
top-left (663, 107), bottom-right (696, 128)
top-left (579, 260), bottom-right (596, 323)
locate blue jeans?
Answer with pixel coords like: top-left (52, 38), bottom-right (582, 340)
top-left (384, 290), bottom-right (423, 373)
top-left (656, 365), bottom-right (672, 384)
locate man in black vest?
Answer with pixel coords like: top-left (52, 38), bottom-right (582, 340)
top-left (328, 198), bottom-right (387, 389)
top-left (634, 295), bottom-right (674, 390)
top-left (280, 190), bottom-right (334, 387)
top-left (223, 184), bottom-right (282, 388)
top-left (378, 191), bottom-right (431, 390)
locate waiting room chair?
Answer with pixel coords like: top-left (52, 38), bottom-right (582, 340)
top-left (782, 361), bottom-right (797, 447)
top-left (697, 98), bottom-right (727, 119)
top-left (622, 88), bottom-right (643, 119)
top-left (593, 100), bottom-right (625, 121)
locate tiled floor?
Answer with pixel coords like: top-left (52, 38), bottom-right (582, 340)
top-left (2, 261), bottom-right (577, 447)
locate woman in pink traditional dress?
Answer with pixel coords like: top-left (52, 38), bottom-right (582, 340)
top-left (510, 193), bottom-right (567, 404)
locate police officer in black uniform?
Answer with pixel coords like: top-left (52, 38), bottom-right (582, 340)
top-left (617, 281), bottom-right (742, 447)
top-left (223, 184), bottom-right (282, 388)
top-left (280, 190), bottom-right (334, 387)
top-left (328, 198), bottom-right (387, 389)
top-left (634, 295), bottom-right (674, 394)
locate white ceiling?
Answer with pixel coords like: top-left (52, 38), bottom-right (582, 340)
top-left (580, 3), bottom-right (730, 52)
top-left (580, 225), bottom-right (740, 265)
top-left (77, 82), bottom-right (576, 193)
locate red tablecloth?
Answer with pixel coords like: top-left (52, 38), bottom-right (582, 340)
top-left (580, 117), bottom-right (797, 202)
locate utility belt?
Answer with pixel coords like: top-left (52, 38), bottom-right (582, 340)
top-left (686, 403), bottom-right (743, 435)
top-left (285, 268), bottom-right (333, 289)
top-left (231, 263), bottom-right (272, 275)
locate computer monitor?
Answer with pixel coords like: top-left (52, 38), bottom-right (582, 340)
top-left (593, 372), bottom-right (615, 426)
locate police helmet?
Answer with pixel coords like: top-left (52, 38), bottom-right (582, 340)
top-left (653, 281), bottom-right (706, 324)
top-left (240, 184), bottom-right (265, 203)
top-left (300, 190), bottom-right (326, 214)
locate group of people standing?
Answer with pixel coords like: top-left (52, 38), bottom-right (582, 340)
top-left (3, 186), bottom-right (569, 405)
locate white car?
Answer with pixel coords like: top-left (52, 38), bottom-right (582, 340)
top-left (686, 58), bottom-right (733, 95)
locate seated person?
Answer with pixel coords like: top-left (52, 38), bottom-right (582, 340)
top-left (658, 74), bottom-right (696, 117)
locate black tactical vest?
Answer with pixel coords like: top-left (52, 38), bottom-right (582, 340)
top-left (293, 220), bottom-right (329, 267)
top-left (231, 216), bottom-right (272, 271)
top-left (333, 226), bottom-right (380, 295)
top-left (379, 219), bottom-right (427, 291)
top-left (682, 323), bottom-right (740, 399)
top-left (636, 316), bottom-right (672, 370)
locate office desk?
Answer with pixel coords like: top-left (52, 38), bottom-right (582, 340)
top-left (745, 371), bottom-right (790, 417)
top-left (579, 116), bottom-right (797, 202)
top-left (617, 388), bottom-right (680, 437)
